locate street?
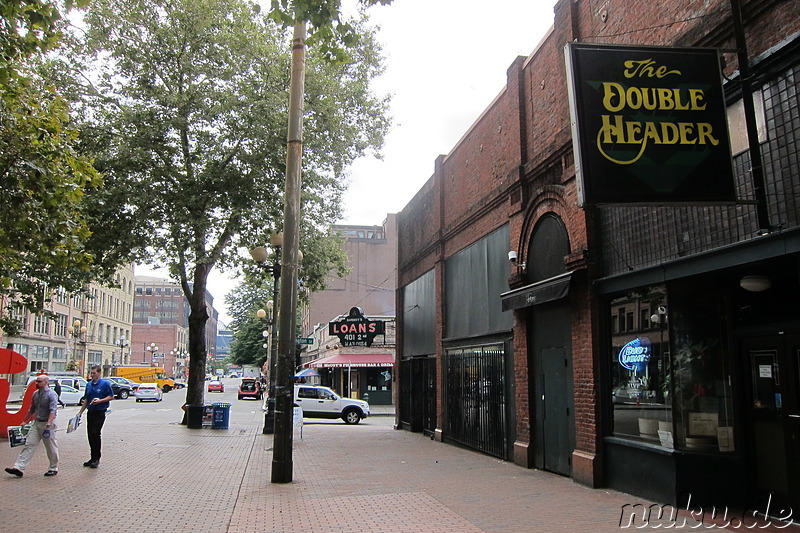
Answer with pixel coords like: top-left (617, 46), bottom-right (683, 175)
top-left (0, 378), bottom-right (767, 532)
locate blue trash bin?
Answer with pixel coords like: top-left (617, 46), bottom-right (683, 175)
top-left (212, 402), bottom-right (231, 429)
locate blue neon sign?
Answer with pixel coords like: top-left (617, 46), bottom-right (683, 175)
top-left (619, 337), bottom-right (652, 372)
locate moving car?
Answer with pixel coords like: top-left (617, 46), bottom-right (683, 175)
top-left (293, 385), bottom-right (370, 424)
top-left (134, 383), bottom-right (163, 402)
top-left (238, 378), bottom-right (262, 400)
top-left (208, 380), bottom-right (224, 393)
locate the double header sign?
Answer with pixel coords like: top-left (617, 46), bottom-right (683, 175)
top-left (565, 43), bottom-right (735, 206)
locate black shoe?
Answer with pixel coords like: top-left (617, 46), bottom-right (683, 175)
top-left (83, 460), bottom-right (94, 467)
top-left (44, 470), bottom-right (58, 476)
top-left (5, 467), bottom-right (23, 477)
top-left (88, 461), bottom-right (98, 468)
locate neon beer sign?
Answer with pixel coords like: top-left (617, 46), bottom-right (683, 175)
top-left (619, 337), bottom-right (652, 372)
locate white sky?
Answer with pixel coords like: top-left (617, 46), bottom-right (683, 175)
top-left (138, 0), bottom-right (557, 326)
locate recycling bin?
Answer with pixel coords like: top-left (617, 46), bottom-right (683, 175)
top-left (212, 402), bottom-right (231, 429)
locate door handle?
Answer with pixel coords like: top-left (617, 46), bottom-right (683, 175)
top-left (788, 414), bottom-right (800, 418)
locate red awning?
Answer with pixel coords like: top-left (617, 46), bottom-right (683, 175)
top-left (308, 353), bottom-right (394, 369)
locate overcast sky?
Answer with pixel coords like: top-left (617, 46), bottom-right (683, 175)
top-left (139, 1), bottom-right (558, 326)
top-left (338, 0), bottom-right (555, 224)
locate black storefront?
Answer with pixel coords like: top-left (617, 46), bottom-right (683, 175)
top-left (598, 230), bottom-right (800, 509)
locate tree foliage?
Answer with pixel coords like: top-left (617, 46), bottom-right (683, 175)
top-left (72, 0), bottom-right (389, 405)
top-left (267, 0), bottom-right (393, 63)
top-left (0, 0), bottom-right (115, 336)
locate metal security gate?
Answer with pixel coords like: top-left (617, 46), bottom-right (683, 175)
top-left (400, 356), bottom-right (437, 434)
top-left (444, 343), bottom-right (508, 459)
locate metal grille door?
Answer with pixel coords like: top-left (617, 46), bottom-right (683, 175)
top-left (444, 343), bottom-right (508, 459)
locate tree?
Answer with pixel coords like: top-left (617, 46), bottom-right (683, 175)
top-left (0, 0), bottom-right (122, 337)
top-left (73, 0), bottom-right (389, 408)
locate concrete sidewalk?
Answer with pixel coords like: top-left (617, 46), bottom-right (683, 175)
top-left (0, 400), bottom-right (783, 532)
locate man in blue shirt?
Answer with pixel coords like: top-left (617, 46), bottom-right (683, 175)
top-left (77, 365), bottom-right (114, 468)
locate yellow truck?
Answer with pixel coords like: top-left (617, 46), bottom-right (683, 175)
top-left (113, 366), bottom-right (175, 392)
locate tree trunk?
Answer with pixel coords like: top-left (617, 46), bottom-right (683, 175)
top-left (185, 264), bottom-right (211, 409)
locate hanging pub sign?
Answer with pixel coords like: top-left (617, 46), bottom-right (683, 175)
top-left (565, 43), bottom-right (735, 206)
top-left (329, 306), bottom-right (385, 347)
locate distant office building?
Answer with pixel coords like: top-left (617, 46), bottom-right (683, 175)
top-left (1, 265), bottom-right (135, 382)
top-left (133, 275), bottom-right (218, 378)
top-left (298, 215), bottom-right (397, 403)
top-left (216, 329), bottom-right (233, 361)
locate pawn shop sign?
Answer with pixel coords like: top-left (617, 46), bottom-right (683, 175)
top-left (329, 307), bottom-right (385, 347)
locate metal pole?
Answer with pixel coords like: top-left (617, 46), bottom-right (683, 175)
top-left (272, 19), bottom-right (306, 484)
top-left (263, 263), bottom-right (280, 434)
top-left (729, 0), bottom-right (771, 234)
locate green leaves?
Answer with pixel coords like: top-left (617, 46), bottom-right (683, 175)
top-left (267, 0), bottom-right (392, 64)
top-left (0, 2), bottom-right (108, 335)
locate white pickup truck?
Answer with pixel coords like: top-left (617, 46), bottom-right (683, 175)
top-left (293, 385), bottom-right (370, 424)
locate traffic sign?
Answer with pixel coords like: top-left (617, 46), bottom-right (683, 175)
top-left (296, 337), bottom-right (314, 345)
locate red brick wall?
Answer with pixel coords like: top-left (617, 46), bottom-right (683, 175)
top-left (397, 0), bottom-right (797, 486)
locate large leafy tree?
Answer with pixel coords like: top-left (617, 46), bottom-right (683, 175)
top-left (0, 0), bottom-right (124, 336)
top-left (73, 0), bottom-right (389, 407)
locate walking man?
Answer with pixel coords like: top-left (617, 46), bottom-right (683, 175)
top-left (5, 375), bottom-right (59, 477)
top-left (77, 365), bottom-right (114, 468)
top-left (53, 379), bottom-right (65, 408)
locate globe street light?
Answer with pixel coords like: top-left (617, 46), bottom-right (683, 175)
top-left (252, 233), bottom-right (282, 434)
top-left (147, 342), bottom-right (159, 365)
top-left (115, 336), bottom-right (129, 374)
top-left (67, 318), bottom-right (87, 374)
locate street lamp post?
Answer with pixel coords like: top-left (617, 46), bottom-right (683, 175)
top-left (115, 336), bottom-right (129, 376)
top-left (147, 342), bottom-right (159, 365)
top-left (252, 233), bottom-right (283, 434)
top-left (67, 319), bottom-right (87, 375)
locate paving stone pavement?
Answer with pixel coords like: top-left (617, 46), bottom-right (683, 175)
top-left (0, 390), bottom-right (789, 532)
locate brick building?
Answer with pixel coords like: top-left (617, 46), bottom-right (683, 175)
top-left (299, 215), bottom-right (397, 403)
top-left (396, 0), bottom-right (800, 509)
top-left (133, 276), bottom-right (218, 379)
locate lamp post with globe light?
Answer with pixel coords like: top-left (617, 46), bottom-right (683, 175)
top-left (252, 233), bottom-right (283, 434)
top-left (67, 318), bottom-right (88, 374)
top-left (146, 342), bottom-right (159, 365)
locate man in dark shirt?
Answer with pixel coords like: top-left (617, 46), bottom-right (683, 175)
top-left (77, 365), bottom-right (114, 468)
top-left (5, 375), bottom-right (59, 477)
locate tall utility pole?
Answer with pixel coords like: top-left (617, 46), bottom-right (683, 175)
top-left (272, 19), bottom-right (307, 484)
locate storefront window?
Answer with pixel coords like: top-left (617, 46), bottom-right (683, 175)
top-left (609, 285), bottom-right (672, 446)
top-left (668, 279), bottom-right (734, 452)
top-left (609, 281), bottom-right (735, 453)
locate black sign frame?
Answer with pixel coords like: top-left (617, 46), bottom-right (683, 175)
top-left (565, 43), bottom-right (736, 206)
top-left (328, 307), bottom-right (385, 347)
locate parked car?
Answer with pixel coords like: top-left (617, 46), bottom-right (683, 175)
top-left (134, 383), bottom-right (163, 402)
top-left (293, 385), bottom-right (370, 424)
top-left (108, 376), bottom-right (141, 390)
top-left (172, 381), bottom-right (186, 389)
top-left (208, 380), bottom-right (224, 393)
top-left (57, 385), bottom-right (84, 406)
top-left (238, 378), bottom-right (262, 400)
top-left (52, 377), bottom-right (87, 392)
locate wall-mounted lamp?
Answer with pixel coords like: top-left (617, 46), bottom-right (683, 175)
top-left (508, 251), bottom-right (526, 272)
top-left (740, 275), bottom-right (771, 292)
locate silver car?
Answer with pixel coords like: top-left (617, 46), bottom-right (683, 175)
top-left (134, 382), bottom-right (163, 402)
